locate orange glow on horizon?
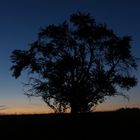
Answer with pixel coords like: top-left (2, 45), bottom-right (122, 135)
top-left (0, 97), bottom-right (140, 115)
top-left (0, 105), bottom-right (53, 115)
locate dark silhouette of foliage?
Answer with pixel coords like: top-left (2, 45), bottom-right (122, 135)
top-left (117, 107), bottom-right (140, 112)
top-left (10, 12), bottom-right (137, 114)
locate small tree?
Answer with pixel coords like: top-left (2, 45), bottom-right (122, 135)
top-left (10, 12), bottom-right (137, 114)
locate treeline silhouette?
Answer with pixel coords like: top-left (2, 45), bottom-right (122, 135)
top-left (117, 107), bottom-right (140, 112)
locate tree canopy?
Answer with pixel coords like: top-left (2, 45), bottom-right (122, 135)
top-left (10, 12), bottom-right (137, 114)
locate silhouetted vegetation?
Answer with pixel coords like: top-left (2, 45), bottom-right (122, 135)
top-left (117, 107), bottom-right (140, 112)
top-left (10, 12), bottom-right (137, 114)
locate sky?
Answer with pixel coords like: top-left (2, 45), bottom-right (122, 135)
top-left (0, 0), bottom-right (140, 114)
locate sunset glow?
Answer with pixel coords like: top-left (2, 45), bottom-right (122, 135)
top-left (0, 0), bottom-right (140, 114)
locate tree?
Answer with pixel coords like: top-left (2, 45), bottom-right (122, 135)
top-left (10, 12), bottom-right (137, 114)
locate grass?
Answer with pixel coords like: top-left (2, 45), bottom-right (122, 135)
top-left (0, 108), bottom-right (139, 139)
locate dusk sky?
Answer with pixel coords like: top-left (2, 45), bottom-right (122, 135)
top-left (0, 0), bottom-right (140, 114)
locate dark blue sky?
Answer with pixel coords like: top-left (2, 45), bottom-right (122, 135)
top-left (0, 0), bottom-right (140, 113)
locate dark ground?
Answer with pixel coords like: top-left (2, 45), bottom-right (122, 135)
top-left (0, 109), bottom-right (139, 139)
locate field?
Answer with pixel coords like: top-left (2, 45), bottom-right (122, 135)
top-left (0, 109), bottom-right (139, 139)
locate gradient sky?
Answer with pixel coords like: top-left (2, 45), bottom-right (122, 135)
top-left (0, 0), bottom-right (140, 114)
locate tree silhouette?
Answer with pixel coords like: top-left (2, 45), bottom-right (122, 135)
top-left (10, 12), bottom-right (137, 114)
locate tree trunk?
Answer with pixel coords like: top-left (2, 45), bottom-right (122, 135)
top-left (70, 101), bottom-right (79, 115)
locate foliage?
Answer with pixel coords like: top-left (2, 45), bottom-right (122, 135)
top-left (11, 12), bottom-right (137, 114)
